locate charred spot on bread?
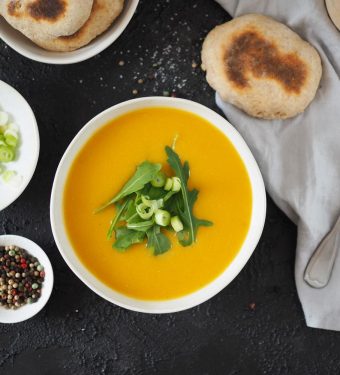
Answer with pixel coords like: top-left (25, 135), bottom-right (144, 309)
top-left (27, 0), bottom-right (66, 21)
top-left (225, 30), bottom-right (307, 94)
top-left (8, 0), bottom-right (22, 16)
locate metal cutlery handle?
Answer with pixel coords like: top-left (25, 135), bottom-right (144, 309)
top-left (304, 215), bottom-right (340, 288)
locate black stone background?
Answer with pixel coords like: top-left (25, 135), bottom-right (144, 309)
top-left (0, 1), bottom-right (339, 374)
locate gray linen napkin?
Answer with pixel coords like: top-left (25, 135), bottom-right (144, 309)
top-left (214, 0), bottom-right (340, 330)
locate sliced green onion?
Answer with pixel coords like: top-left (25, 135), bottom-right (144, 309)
top-left (0, 146), bottom-right (14, 162)
top-left (171, 177), bottom-right (181, 192)
top-left (4, 129), bottom-right (18, 147)
top-left (134, 193), bottom-right (143, 206)
top-left (2, 170), bottom-right (22, 187)
top-left (141, 195), bottom-right (152, 206)
top-left (154, 209), bottom-right (171, 227)
top-left (5, 134), bottom-right (18, 147)
top-left (164, 178), bottom-right (173, 191)
top-left (0, 111), bottom-right (9, 126)
top-left (141, 195), bottom-right (163, 210)
top-left (4, 129), bottom-right (17, 138)
top-left (2, 170), bottom-right (15, 183)
top-left (7, 122), bottom-right (19, 132)
top-left (171, 216), bottom-right (184, 232)
top-left (136, 203), bottom-right (155, 219)
top-left (0, 164), bottom-right (4, 175)
top-left (151, 171), bottom-right (166, 187)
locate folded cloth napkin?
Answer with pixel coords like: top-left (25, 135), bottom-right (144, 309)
top-left (214, 0), bottom-right (340, 330)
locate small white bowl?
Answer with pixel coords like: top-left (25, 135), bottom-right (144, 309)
top-left (0, 235), bottom-right (54, 323)
top-left (51, 97), bottom-right (266, 313)
top-left (0, 0), bottom-right (139, 65)
top-left (0, 80), bottom-right (39, 211)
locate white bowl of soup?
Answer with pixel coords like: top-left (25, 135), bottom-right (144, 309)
top-left (50, 97), bottom-right (266, 313)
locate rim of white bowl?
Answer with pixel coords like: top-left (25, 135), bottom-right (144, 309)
top-left (50, 97), bottom-right (267, 313)
top-left (0, 235), bottom-right (54, 323)
top-left (0, 80), bottom-right (40, 212)
top-left (0, 0), bottom-right (139, 65)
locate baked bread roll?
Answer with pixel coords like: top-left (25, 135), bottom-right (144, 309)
top-left (201, 14), bottom-right (322, 120)
top-left (31, 0), bottom-right (124, 52)
top-left (326, 0), bottom-right (340, 30)
top-left (0, 0), bottom-right (94, 38)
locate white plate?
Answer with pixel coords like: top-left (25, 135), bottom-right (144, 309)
top-left (0, 235), bottom-right (54, 323)
top-left (51, 97), bottom-right (267, 313)
top-left (0, 0), bottom-right (139, 65)
top-left (0, 80), bottom-right (39, 211)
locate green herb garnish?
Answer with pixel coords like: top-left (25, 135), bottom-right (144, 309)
top-left (96, 145), bottom-right (212, 255)
top-left (165, 146), bottom-right (213, 246)
top-left (95, 161), bottom-right (162, 213)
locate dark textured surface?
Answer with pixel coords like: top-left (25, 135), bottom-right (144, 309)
top-left (0, 1), bottom-right (340, 374)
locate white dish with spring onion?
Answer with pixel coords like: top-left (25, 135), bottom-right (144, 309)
top-left (0, 80), bottom-right (39, 211)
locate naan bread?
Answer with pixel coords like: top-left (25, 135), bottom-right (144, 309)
top-left (31, 0), bottom-right (124, 52)
top-left (326, 0), bottom-right (340, 30)
top-left (0, 0), bottom-right (93, 38)
top-left (201, 14), bottom-right (322, 120)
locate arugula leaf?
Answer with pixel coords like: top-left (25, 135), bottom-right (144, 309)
top-left (127, 219), bottom-right (154, 232)
top-left (142, 184), bottom-right (167, 200)
top-left (95, 162), bottom-right (162, 212)
top-left (107, 199), bottom-right (129, 239)
top-left (113, 227), bottom-right (146, 251)
top-left (121, 198), bottom-right (137, 221)
top-left (146, 226), bottom-right (171, 255)
top-left (165, 146), bottom-right (212, 246)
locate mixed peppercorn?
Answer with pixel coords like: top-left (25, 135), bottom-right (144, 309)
top-left (0, 245), bottom-right (45, 309)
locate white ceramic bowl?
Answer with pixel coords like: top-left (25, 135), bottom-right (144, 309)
top-left (0, 0), bottom-right (139, 64)
top-left (50, 97), bottom-right (266, 313)
top-left (0, 235), bottom-right (54, 323)
top-left (0, 80), bottom-right (39, 211)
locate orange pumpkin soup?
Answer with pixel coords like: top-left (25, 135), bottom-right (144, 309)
top-left (63, 107), bottom-right (252, 300)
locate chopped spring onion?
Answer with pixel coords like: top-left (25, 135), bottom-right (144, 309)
top-left (2, 170), bottom-right (22, 188)
top-left (0, 111), bottom-right (9, 126)
top-left (171, 216), bottom-right (184, 232)
top-left (164, 177), bottom-right (181, 192)
top-left (164, 178), bottom-right (173, 191)
top-left (151, 171), bottom-right (166, 187)
top-left (0, 146), bottom-right (14, 162)
top-left (5, 136), bottom-right (17, 148)
top-left (0, 165), bottom-right (4, 175)
top-left (2, 170), bottom-right (15, 183)
top-left (136, 203), bottom-right (155, 220)
top-left (4, 132), bottom-right (18, 147)
top-left (154, 209), bottom-right (171, 227)
top-left (141, 195), bottom-right (163, 210)
top-left (171, 177), bottom-right (181, 192)
top-left (7, 122), bottom-right (19, 132)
